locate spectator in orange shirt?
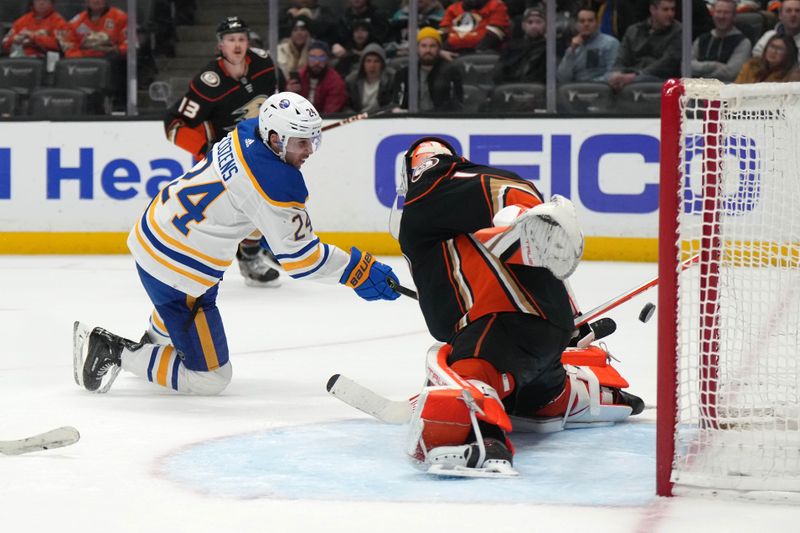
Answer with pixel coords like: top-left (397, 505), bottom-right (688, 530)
top-left (1, 0), bottom-right (77, 58)
top-left (439, 0), bottom-right (510, 53)
top-left (69, 0), bottom-right (128, 58)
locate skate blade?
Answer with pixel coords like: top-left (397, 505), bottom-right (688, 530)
top-left (97, 366), bottom-right (121, 394)
top-left (427, 463), bottom-right (519, 479)
top-left (72, 321), bottom-right (93, 388)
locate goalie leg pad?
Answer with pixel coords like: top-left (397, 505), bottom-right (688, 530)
top-left (513, 364), bottom-right (634, 433)
top-left (515, 195), bottom-right (584, 279)
top-left (424, 343), bottom-right (512, 431)
top-left (408, 344), bottom-right (515, 469)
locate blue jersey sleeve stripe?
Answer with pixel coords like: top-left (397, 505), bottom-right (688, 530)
top-left (171, 353), bottom-right (181, 390)
top-left (289, 243), bottom-right (330, 279)
top-left (139, 214), bottom-right (226, 279)
top-left (274, 237), bottom-right (321, 260)
top-left (147, 346), bottom-right (159, 382)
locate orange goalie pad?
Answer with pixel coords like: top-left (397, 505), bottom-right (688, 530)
top-left (561, 345), bottom-right (629, 389)
top-left (451, 358), bottom-right (515, 400)
top-left (418, 389), bottom-right (473, 449)
top-left (428, 345), bottom-right (513, 433)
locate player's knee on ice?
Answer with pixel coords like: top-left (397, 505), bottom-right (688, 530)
top-left (180, 362), bottom-right (232, 395)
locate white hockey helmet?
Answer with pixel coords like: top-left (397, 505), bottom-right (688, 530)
top-left (258, 92), bottom-right (323, 161)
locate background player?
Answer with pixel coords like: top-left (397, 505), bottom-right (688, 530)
top-left (164, 16), bottom-right (285, 287)
top-left (73, 92), bottom-right (400, 396)
top-left (396, 138), bottom-right (643, 476)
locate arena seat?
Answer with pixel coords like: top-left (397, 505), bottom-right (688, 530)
top-left (454, 53), bottom-right (499, 91)
top-left (557, 82), bottom-right (614, 114)
top-left (0, 58), bottom-right (44, 97)
top-left (54, 58), bottom-right (111, 114)
top-left (0, 88), bottom-right (17, 117)
top-left (29, 88), bottom-right (87, 118)
top-left (616, 82), bottom-right (662, 115)
top-left (488, 83), bottom-right (546, 112)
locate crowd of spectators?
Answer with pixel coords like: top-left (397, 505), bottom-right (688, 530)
top-left (2, 0), bottom-right (800, 117)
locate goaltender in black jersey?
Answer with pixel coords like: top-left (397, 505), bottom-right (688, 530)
top-left (164, 17), bottom-right (285, 159)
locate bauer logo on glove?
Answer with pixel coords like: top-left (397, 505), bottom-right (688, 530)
top-left (339, 247), bottom-right (401, 301)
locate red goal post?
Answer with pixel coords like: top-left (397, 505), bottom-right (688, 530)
top-left (658, 78), bottom-right (800, 500)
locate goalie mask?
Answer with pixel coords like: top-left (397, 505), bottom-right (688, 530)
top-left (259, 92), bottom-right (322, 164)
top-left (390, 137), bottom-right (458, 239)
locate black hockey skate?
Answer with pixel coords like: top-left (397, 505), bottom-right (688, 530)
top-left (236, 247), bottom-right (281, 287)
top-left (72, 322), bottom-right (135, 393)
top-left (614, 389), bottom-right (645, 415)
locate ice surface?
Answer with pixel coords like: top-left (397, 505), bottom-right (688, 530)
top-left (1, 256), bottom-right (798, 532)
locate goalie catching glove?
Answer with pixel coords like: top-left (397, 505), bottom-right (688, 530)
top-left (340, 247), bottom-right (401, 301)
top-left (511, 195), bottom-right (584, 280)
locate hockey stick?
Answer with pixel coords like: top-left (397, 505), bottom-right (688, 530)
top-left (321, 109), bottom-right (388, 132)
top-left (326, 374), bottom-right (413, 424)
top-left (386, 277), bottom-right (418, 299)
top-left (574, 254), bottom-right (699, 327)
top-left (0, 426), bottom-right (80, 456)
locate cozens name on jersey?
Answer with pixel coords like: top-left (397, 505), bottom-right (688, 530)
top-left (217, 135), bottom-right (238, 181)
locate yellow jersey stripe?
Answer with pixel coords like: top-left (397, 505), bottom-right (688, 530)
top-left (232, 128), bottom-right (306, 209)
top-left (147, 200), bottom-right (232, 268)
top-left (281, 245), bottom-right (322, 272)
top-left (134, 222), bottom-right (216, 288)
top-left (156, 346), bottom-right (174, 387)
top-left (151, 310), bottom-right (167, 332)
top-left (195, 308), bottom-right (220, 371)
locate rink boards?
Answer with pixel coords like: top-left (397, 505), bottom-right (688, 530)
top-left (0, 117), bottom-right (663, 260)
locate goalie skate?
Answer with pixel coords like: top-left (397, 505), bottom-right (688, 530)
top-left (427, 462), bottom-right (519, 478)
top-left (73, 321), bottom-right (123, 393)
top-left (425, 438), bottom-right (519, 478)
top-left (515, 195), bottom-right (583, 280)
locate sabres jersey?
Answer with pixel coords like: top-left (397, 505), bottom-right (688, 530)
top-left (129, 118), bottom-right (350, 296)
top-left (398, 154), bottom-right (574, 342)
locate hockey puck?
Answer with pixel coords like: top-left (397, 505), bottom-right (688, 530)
top-left (639, 302), bottom-right (656, 323)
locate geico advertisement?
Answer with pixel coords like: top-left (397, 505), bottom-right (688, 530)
top-left (0, 118), bottom-right (682, 237)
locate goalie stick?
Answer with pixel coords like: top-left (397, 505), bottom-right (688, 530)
top-left (327, 315), bottom-right (617, 424)
top-left (0, 426), bottom-right (80, 456)
top-left (574, 254), bottom-right (699, 327)
top-left (326, 374), bottom-right (413, 424)
top-left (387, 255), bottom-right (700, 328)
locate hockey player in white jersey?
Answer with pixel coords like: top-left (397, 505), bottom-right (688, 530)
top-left (73, 92), bottom-right (400, 395)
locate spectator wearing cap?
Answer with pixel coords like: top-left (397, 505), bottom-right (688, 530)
top-left (387, 0), bottom-right (445, 57)
top-left (298, 40), bottom-right (348, 113)
top-left (280, 0), bottom-right (339, 45)
top-left (345, 42), bottom-right (394, 112)
top-left (439, 0), bottom-right (511, 53)
top-left (334, 19), bottom-right (376, 77)
top-left (277, 13), bottom-right (313, 80)
top-left (392, 27), bottom-right (463, 112)
top-left (557, 6), bottom-right (620, 83)
top-left (493, 6), bottom-right (547, 85)
top-left (335, 0), bottom-right (392, 51)
top-left (2, 0), bottom-right (77, 58)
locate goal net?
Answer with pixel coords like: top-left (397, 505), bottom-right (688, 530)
top-left (657, 79), bottom-right (800, 500)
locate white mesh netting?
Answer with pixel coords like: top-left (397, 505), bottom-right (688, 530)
top-left (672, 80), bottom-right (800, 496)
